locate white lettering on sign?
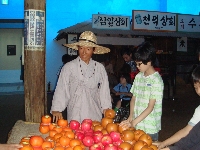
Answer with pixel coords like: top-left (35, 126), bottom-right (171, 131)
top-left (132, 10), bottom-right (176, 31)
top-left (92, 14), bottom-right (130, 30)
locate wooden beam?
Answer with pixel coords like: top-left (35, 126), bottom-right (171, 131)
top-left (24, 0), bottom-right (46, 122)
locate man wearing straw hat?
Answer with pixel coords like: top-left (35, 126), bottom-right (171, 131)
top-left (51, 31), bottom-right (112, 123)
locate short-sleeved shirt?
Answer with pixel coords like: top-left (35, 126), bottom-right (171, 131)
top-left (130, 71), bottom-right (164, 134)
top-left (113, 83), bottom-right (132, 100)
top-left (188, 105), bottom-right (200, 126)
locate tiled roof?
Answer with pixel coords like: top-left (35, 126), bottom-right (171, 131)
top-left (55, 20), bottom-right (200, 40)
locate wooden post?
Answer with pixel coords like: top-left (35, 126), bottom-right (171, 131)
top-left (24, 0), bottom-right (46, 122)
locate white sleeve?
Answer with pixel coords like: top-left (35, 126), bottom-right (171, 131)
top-left (50, 65), bottom-right (70, 113)
top-left (188, 105), bottom-right (200, 126)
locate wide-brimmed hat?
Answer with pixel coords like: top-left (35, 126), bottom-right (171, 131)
top-left (63, 31), bottom-right (110, 54)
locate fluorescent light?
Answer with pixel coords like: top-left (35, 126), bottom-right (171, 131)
top-left (2, 0), bottom-right (8, 5)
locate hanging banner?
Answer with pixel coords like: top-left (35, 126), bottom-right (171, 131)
top-left (178, 14), bottom-right (200, 32)
top-left (177, 37), bottom-right (187, 52)
top-left (24, 9), bottom-right (45, 51)
top-left (92, 14), bottom-right (130, 30)
top-left (132, 10), bottom-right (177, 31)
top-left (67, 34), bottom-right (78, 55)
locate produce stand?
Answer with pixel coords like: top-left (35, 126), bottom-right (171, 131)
top-left (7, 112), bottom-right (158, 150)
top-left (7, 120), bottom-right (48, 144)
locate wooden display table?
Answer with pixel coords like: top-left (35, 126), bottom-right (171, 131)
top-left (7, 120), bottom-right (48, 144)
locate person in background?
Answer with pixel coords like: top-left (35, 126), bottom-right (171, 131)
top-left (121, 48), bottom-right (137, 81)
top-left (51, 31), bottom-right (112, 123)
top-left (111, 73), bottom-right (132, 112)
top-left (120, 42), bottom-right (164, 141)
top-left (102, 58), bottom-right (114, 75)
top-left (156, 65), bottom-right (200, 150)
top-left (0, 144), bottom-right (22, 150)
top-left (121, 48), bottom-right (137, 72)
top-left (102, 58), bottom-right (118, 90)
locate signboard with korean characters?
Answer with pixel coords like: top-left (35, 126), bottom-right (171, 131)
top-left (92, 14), bottom-right (130, 30)
top-left (178, 14), bottom-right (200, 32)
top-left (132, 10), bottom-right (177, 31)
top-left (67, 34), bottom-right (78, 55)
top-left (177, 37), bottom-right (187, 52)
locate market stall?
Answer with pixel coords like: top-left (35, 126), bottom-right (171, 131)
top-left (8, 111), bottom-right (158, 150)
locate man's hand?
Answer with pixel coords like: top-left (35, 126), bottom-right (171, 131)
top-left (52, 111), bottom-right (63, 123)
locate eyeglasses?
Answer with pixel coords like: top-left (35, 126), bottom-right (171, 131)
top-left (135, 62), bottom-right (143, 67)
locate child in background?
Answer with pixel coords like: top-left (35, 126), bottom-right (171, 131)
top-left (157, 65), bottom-right (200, 150)
top-left (120, 41), bottom-right (164, 141)
top-left (111, 73), bottom-right (133, 112)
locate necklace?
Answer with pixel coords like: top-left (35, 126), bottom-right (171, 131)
top-left (79, 59), bottom-right (96, 78)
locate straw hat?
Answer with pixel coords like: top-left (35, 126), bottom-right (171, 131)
top-left (63, 31), bottom-right (110, 54)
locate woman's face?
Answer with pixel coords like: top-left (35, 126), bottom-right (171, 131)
top-left (78, 46), bottom-right (94, 64)
top-left (122, 54), bottom-right (132, 62)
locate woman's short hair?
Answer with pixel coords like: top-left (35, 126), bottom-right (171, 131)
top-left (133, 41), bottom-right (156, 66)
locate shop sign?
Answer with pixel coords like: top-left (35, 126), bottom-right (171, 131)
top-left (67, 34), bottom-right (78, 55)
top-left (132, 10), bottom-right (177, 31)
top-left (177, 37), bottom-right (187, 52)
top-left (24, 9), bottom-right (45, 51)
top-left (92, 14), bottom-right (130, 30)
top-left (178, 14), bottom-right (200, 32)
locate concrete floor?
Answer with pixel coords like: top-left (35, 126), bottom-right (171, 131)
top-left (0, 77), bottom-right (200, 144)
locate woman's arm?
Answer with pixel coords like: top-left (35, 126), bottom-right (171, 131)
top-left (99, 65), bottom-right (112, 112)
top-left (50, 64), bottom-right (71, 123)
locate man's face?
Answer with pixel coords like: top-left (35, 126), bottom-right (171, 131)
top-left (123, 54), bottom-right (132, 62)
top-left (78, 46), bottom-right (94, 63)
top-left (194, 82), bottom-right (200, 96)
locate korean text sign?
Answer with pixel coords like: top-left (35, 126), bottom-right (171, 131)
top-left (178, 14), bottom-right (200, 32)
top-left (132, 10), bottom-right (177, 31)
top-left (24, 9), bottom-right (45, 51)
top-left (92, 14), bottom-right (130, 30)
